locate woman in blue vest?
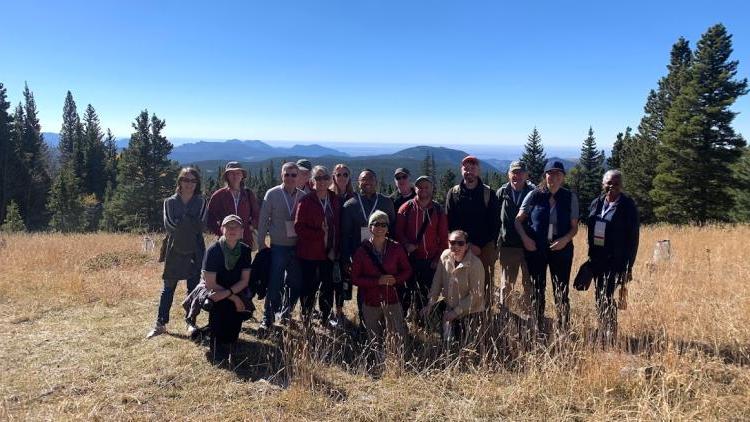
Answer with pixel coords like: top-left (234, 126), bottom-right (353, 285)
top-left (585, 170), bottom-right (639, 344)
top-left (514, 161), bottom-right (579, 335)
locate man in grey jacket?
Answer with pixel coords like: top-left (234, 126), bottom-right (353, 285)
top-left (496, 161), bottom-right (535, 317)
top-left (257, 162), bottom-right (303, 332)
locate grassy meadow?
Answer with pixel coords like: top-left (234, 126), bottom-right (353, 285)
top-left (1, 225), bottom-right (749, 420)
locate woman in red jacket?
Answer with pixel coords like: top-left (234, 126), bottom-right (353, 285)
top-left (206, 162), bottom-right (260, 249)
top-left (294, 165), bottom-right (341, 325)
top-left (351, 210), bottom-right (412, 346)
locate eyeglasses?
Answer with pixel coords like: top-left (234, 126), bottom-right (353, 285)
top-left (395, 174), bottom-right (408, 181)
top-left (179, 178), bottom-right (198, 184)
top-left (335, 173), bottom-right (349, 178)
top-left (449, 240), bottom-right (466, 246)
top-left (605, 181), bottom-right (621, 186)
top-left (370, 222), bottom-right (388, 228)
top-left (283, 173), bottom-right (298, 178)
top-left (314, 175), bottom-right (331, 181)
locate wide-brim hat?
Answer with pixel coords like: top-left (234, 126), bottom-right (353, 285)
top-left (224, 161), bottom-right (247, 177)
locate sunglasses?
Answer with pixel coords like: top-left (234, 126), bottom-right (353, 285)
top-left (370, 222), bottom-right (388, 228)
top-left (283, 173), bottom-right (298, 178)
top-left (314, 175), bottom-right (331, 181)
top-left (335, 172), bottom-right (349, 178)
top-left (179, 178), bottom-right (198, 184)
top-left (395, 174), bottom-right (409, 181)
top-left (449, 240), bottom-right (466, 246)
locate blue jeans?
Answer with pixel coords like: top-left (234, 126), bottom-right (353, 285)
top-left (264, 245), bottom-right (301, 324)
top-left (156, 276), bottom-right (199, 325)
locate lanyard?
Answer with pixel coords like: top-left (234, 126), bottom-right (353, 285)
top-left (282, 187), bottom-right (300, 218)
top-left (231, 190), bottom-right (241, 215)
top-left (357, 193), bottom-right (379, 224)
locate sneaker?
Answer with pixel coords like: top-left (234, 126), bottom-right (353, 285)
top-left (257, 321), bottom-right (270, 338)
top-left (146, 324), bottom-right (166, 339)
top-left (186, 321), bottom-right (199, 337)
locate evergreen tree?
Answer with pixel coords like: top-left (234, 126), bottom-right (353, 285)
top-left (438, 168), bottom-right (457, 203)
top-left (652, 24), bottom-right (748, 224)
top-left (608, 127), bottom-right (632, 169)
top-left (731, 147), bottom-right (750, 222)
top-left (59, 91), bottom-right (81, 167)
top-left (48, 167), bottom-right (86, 232)
top-left (430, 153), bottom-right (436, 179)
top-left (622, 38), bottom-right (692, 222)
top-left (0, 83), bottom-right (20, 223)
top-left (572, 127), bottom-right (605, 209)
top-left (102, 129), bottom-right (118, 191)
top-left (1, 200), bottom-right (26, 232)
top-left (82, 104), bottom-right (106, 199)
top-left (520, 127), bottom-right (547, 184)
top-left (15, 84), bottom-right (52, 230)
top-left (421, 152), bottom-right (433, 178)
top-left (103, 110), bottom-right (178, 231)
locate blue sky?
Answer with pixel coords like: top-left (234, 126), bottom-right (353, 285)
top-left (3, 0), bottom-right (749, 148)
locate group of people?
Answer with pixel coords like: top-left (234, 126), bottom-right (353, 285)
top-left (148, 155), bottom-right (640, 364)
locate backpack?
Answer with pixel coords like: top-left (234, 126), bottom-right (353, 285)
top-left (450, 184), bottom-right (491, 208)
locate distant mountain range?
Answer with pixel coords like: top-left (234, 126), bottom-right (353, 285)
top-left (40, 133), bottom-right (578, 177)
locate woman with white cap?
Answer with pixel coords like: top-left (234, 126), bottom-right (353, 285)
top-left (202, 214), bottom-right (252, 364)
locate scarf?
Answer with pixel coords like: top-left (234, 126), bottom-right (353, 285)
top-left (219, 236), bottom-right (242, 271)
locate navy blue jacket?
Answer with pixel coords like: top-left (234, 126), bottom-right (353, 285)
top-left (586, 193), bottom-right (640, 274)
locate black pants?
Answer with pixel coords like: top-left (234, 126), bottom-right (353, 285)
top-left (333, 260), bottom-right (352, 309)
top-left (209, 299), bottom-right (244, 344)
top-left (299, 259), bottom-right (334, 321)
top-left (400, 258), bottom-right (435, 319)
top-left (594, 268), bottom-right (621, 339)
top-left (426, 301), bottom-right (482, 344)
top-left (525, 243), bottom-right (573, 331)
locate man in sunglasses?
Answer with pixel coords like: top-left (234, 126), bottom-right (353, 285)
top-left (390, 168), bottom-right (416, 212)
top-left (256, 162), bottom-right (304, 333)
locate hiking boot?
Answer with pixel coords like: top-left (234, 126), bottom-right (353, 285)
top-left (146, 323), bottom-right (166, 339)
top-left (257, 321), bottom-right (271, 338)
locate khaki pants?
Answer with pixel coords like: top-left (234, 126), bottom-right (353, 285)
top-left (478, 243), bottom-right (497, 309)
top-left (498, 246), bottom-right (533, 317)
top-left (363, 302), bottom-right (406, 344)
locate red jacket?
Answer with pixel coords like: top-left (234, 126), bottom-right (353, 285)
top-left (294, 190), bottom-right (341, 261)
top-left (206, 187), bottom-right (260, 246)
top-left (395, 199), bottom-right (449, 261)
top-left (352, 239), bottom-right (412, 306)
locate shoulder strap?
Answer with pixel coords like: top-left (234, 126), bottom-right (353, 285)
top-left (362, 242), bottom-right (389, 275)
top-left (415, 207), bottom-right (432, 243)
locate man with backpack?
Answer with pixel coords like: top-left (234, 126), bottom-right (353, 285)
top-left (395, 175), bottom-right (449, 322)
top-left (496, 161), bottom-right (535, 317)
top-left (445, 156), bottom-right (500, 310)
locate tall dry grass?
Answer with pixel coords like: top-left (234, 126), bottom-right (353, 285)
top-left (0, 226), bottom-right (749, 420)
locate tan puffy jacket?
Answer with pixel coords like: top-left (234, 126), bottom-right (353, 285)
top-left (428, 249), bottom-right (486, 317)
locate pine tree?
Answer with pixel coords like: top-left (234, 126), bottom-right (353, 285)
top-left (520, 127), bottom-right (547, 184)
top-left (731, 147), bottom-right (750, 222)
top-left (608, 127), bottom-right (632, 169)
top-left (15, 84), bottom-right (52, 230)
top-left (103, 129), bottom-right (118, 191)
top-left (421, 153), bottom-right (433, 178)
top-left (652, 25), bottom-right (748, 224)
top-left (572, 127), bottom-right (605, 209)
top-left (1, 200), bottom-right (26, 232)
top-left (438, 168), bottom-right (457, 203)
top-left (0, 83), bottom-right (20, 223)
top-left (430, 153), bottom-right (436, 179)
top-left (621, 38), bottom-right (692, 222)
top-left (103, 110), bottom-right (178, 231)
top-left (48, 167), bottom-right (86, 232)
top-left (59, 91), bottom-right (80, 167)
top-left (82, 104), bottom-right (106, 199)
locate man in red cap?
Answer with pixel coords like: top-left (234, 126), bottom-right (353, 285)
top-left (445, 156), bottom-right (500, 310)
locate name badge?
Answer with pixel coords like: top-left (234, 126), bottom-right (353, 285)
top-left (593, 220), bottom-right (606, 246)
top-left (285, 220), bottom-right (297, 238)
top-left (360, 226), bottom-right (371, 242)
top-left (547, 223), bottom-right (554, 241)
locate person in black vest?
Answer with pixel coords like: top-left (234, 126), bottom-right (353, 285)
top-left (585, 169), bottom-right (639, 343)
top-left (515, 160), bottom-right (579, 334)
top-left (496, 161), bottom-right (535, 318)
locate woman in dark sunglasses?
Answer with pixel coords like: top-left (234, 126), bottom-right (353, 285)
top-left (329, 163), bottom-right (355, 325)
top-left (422, 230), bottom-right (485, 344)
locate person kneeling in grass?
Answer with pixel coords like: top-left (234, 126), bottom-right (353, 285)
top-left (202, 215), bottom-right (252, 365)
top-left (422, 230), bottom-right (485, 345)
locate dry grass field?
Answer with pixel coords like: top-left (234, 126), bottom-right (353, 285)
top-left (1, 225), bottom-right (749, 421)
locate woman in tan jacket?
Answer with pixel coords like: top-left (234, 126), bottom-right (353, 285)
top-left (422, 230), bottom-right (485, 343)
